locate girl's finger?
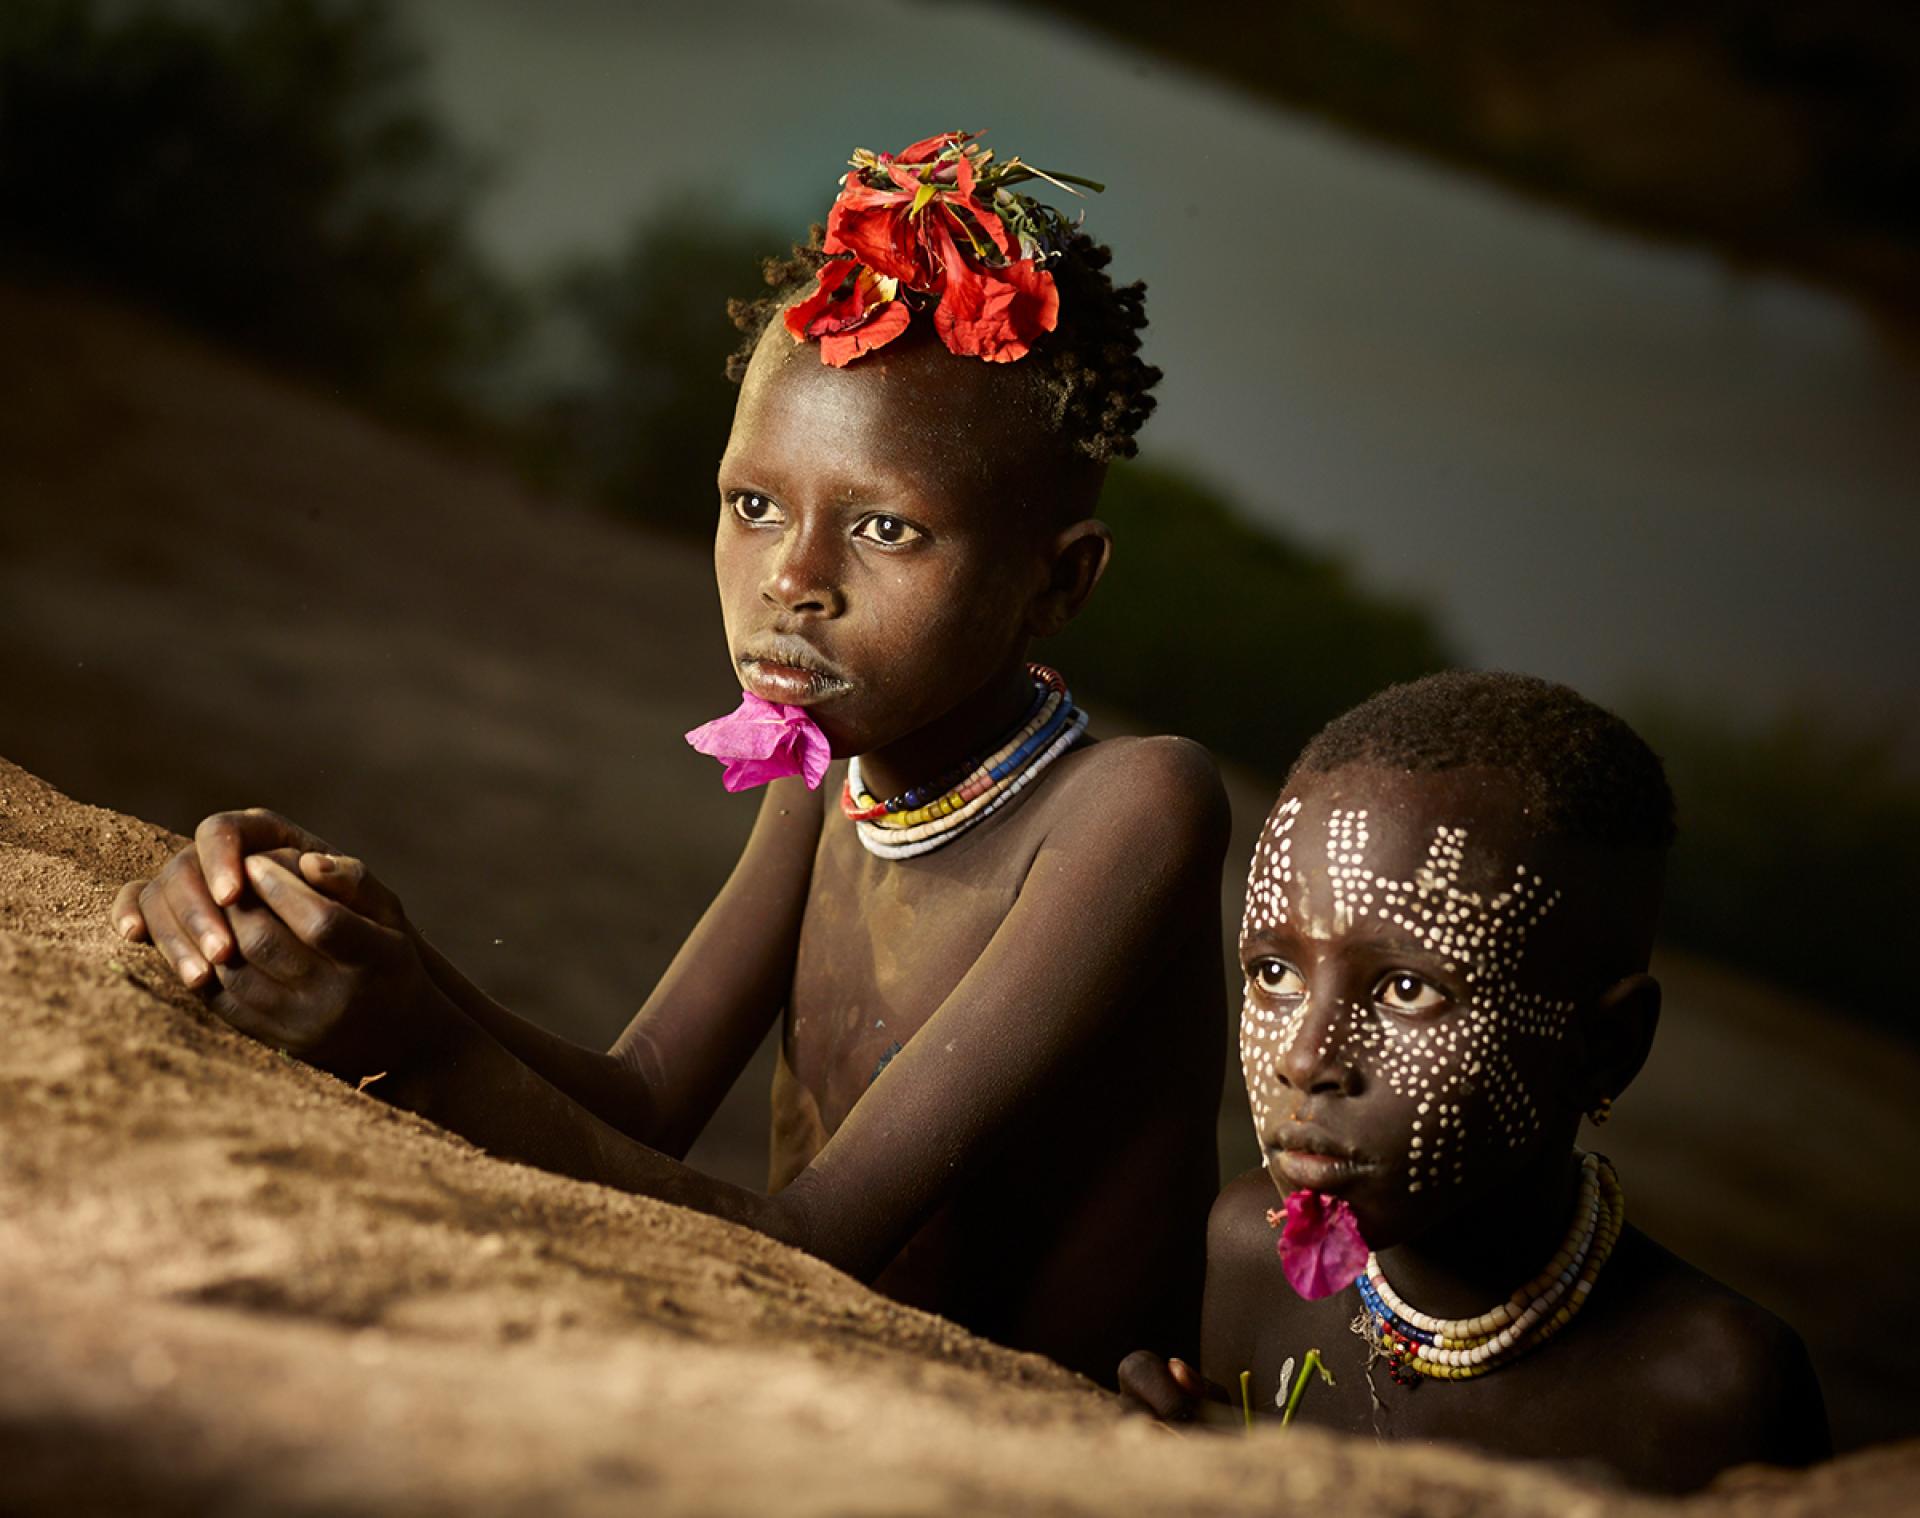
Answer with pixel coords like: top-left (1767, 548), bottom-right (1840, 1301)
top-left (1118, 1351), bottom-right (1200, 1421)
top-left (1169, 1358), bottom-right (1234, 1404)
top-left (195, 809), bottom-right (333, 908)
top-left (244, 853), bottom-right (385, 960)
top-left (297, 853), bottom-right (404, 930)
top-left (138, 886), bottom-right (210, 988)
top-left (111, 880), bottom-right (150, 942)
top-left (225, 899), bottom-right (322, 985)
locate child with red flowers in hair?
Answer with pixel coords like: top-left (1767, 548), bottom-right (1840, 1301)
top-left (111, 132), bottom-right (1228, 1382)
top-left (1119, 672), bottom-right (1828, 1492)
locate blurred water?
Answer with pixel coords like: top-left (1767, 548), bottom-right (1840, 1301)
top-left (401, 0), bottom-right (1920, 737)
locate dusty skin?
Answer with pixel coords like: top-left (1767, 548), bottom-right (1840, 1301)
top-left (0, 753), bottom-right (1913, 1516)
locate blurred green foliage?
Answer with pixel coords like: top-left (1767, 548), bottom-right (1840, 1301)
top-left (1050, 461), bottom-right (1451, 767)
top-left (0, 0), bottom-right (516, 418)
top-left (534, 203), bottom-right (784, 538)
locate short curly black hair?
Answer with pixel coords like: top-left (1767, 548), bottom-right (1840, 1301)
top-left (725, 224), bottom-right (1160, 464)
top-left (1288, 670), bottom-right (1677, 851)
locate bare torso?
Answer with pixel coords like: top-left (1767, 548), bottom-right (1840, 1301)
top-left (772, 739), bottom-right (1225, 1379)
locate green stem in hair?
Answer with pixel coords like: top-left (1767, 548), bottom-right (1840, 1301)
top-left (1239, 1369), bottom-right (1254, 1432)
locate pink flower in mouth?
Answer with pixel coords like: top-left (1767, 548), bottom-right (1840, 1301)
top-left (1271, 1190), bottom-right (1369, 1300)
top-left (685, 692), bottom-right (832, 793)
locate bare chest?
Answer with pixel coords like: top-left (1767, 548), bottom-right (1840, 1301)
top-left (1235, 1277), bottom-right (1643, 1463)
top-left (787, 821), bottom-right (1027, 1130)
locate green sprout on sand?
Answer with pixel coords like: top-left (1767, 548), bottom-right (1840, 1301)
top-left (1240, 1349), bottom-right (1336, 1432)
top-left (1281, 1349), bottom-right (1335, 1428)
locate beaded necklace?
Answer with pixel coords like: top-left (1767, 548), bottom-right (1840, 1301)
top-left (841, 663), bottom-right (1087, 860)
top-left (1353, 1151), bottom-right (1624, 1384)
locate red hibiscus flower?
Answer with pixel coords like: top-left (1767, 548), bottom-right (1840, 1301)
top-left (896, 130), bottom-right (965, 164)
top-left (824, 137), bottom-right (1010, 291)
top-left (783, 260), bottom-right (912, 368)
top-left (789, 132), bottom-right (1092, 368)
top-left (926, 219), bottom-right (1058, 363)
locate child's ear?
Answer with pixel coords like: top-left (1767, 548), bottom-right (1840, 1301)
top-left (1028, 518), bottom-right (1113, 638)
top-left (1583, 972), bottom-right (1661, 1109)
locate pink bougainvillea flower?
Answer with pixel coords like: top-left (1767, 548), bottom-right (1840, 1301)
top-left (1274, 1190), bottom-right (1369, 1300)
top-left (783, 260), bottom-right (912, 367)
top-left (685, 692), bottom-right (832, 793)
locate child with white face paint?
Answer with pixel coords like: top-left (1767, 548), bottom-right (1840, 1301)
top-left (1121, 671), bottom-right (1829, 1494)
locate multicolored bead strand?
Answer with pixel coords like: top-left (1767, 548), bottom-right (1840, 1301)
top-left (1355, 1152), bottom-right (1624, 1383)
top-left (841, 664), bottom-right (1087, 860)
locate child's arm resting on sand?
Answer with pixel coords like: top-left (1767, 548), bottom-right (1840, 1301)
top-left (109, 782), bottom-right (824, 1158)
top-left (131, 740), bottom-right (1227, 1284)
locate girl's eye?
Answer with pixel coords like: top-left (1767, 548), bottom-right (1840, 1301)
top-left (1249, 959), bottom-right (1305, 999)
top-left (730, 493), bottom-right (783, 526)
top-left (853, 514), bottom-right (923, 547)
top-left (1375, 972), bottom-right (1446, 1014)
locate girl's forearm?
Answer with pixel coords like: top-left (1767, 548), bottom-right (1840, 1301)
top-left (381, 1008), bottom-right (811, 1248)
top-left (408, 932), bottom-right (661, 1146)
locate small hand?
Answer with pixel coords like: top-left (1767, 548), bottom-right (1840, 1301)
top-left (111, 808), bottom-right (337, 988)
top-left (202, 849), bottom-right (443, 1079)
top-left (1116, 1352), bottom-right (1227, 1423)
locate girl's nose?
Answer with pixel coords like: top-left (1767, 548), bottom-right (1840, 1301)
top-left (762, 525), bottom-right (845, 618)
top-left (1277, 996), bottom-right (1362, 1098)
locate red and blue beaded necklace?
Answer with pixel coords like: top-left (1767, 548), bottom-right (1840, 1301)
top-left (841, 663), bottom-right (1086, 859)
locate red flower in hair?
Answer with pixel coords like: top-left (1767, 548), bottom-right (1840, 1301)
top-left (926, 220), bottom-right (1059, 363)
top-left (896, 130), bottom-right (967, 164)
top-left (823, 139), bottom-right (1010, 289)
top-left (788, 131), bottom-right (1098, 368)
top-left (783, 260), bottom-right (912, 368)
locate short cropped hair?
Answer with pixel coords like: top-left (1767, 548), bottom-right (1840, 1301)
top-left (1289, 670), bottom-right (1677, 850)
top-left (726, 226), bottom-right (1160, 465)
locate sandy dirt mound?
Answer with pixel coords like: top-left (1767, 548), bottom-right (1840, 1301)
top-left (0, 755), bottom-right (1911, 1516)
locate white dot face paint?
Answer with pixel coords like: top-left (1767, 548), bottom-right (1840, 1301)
top-left (1239, 777), bottom-right (1578, 1202)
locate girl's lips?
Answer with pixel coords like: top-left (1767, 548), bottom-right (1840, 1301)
top-left (1274, 1148), bottom-right (1373, 1192)
top-left (738, 657), bottom-right (851, 706)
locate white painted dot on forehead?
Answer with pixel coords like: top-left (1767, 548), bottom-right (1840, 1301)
top-left (1239, 796), bottom-right (1301, 942)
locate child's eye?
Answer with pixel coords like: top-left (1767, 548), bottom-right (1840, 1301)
top-left (853, 514), bottom-right (923, 547)
top-left (1248, 958), bottom-right (1305, 999)
top-left (729, 492), bottom-right (783, 526)
top-left (1374, 972), bottom-right (1447, 1014)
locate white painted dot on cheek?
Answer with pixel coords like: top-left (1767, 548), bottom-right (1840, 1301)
top-left (1305, 812), bottom-right (1575, 1197)
top-left (1239, 800), bottom-right (1309, 1161)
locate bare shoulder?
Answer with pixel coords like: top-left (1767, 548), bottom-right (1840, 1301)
top-left (1208, 1167), bottom-right (1282, 1268)
top-left (1201, 1168), bottom-right (1295, 1370)
top-left (1605, 1230), bottom-right (1830, 1473)
top-left (1035, 734), bottom-right (1230, 868)
top-left (762, 772), bottom-right (828, 826)
top-left (729, 772), bottom-right (828, 879)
